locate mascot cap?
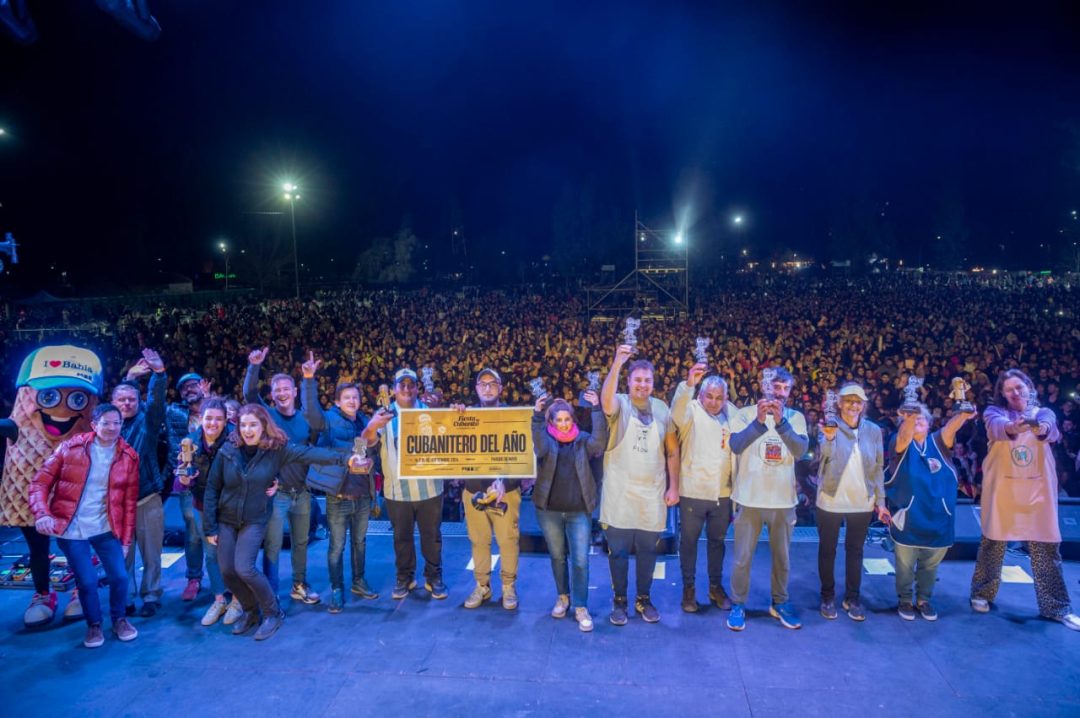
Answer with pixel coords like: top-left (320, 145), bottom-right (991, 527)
top-left (16, 345), bottom-right (104, 396)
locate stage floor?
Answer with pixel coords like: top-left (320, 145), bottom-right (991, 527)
top-left (1, 533), bottom-right (1077, 717)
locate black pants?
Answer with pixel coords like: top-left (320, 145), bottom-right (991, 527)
top-left (605, 526), bottom-right (661, 599)
top-left (21, 526), bottom-right (52, 594)
top-left (385, 495), bottom-right (443, 582)
top-left (218, 522), bottom-right (279, 617)
top-left (678, 497), bottom-right (732, 589)
top-left (816, 508), bottom-right (873, 602)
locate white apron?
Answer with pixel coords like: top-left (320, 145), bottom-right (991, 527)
top-left (600, 411), bottom-right (667, 532)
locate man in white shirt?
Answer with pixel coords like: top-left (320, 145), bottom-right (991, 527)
top-left (671, 362), bottom-right (738, 613)
top-left (726, 367), bottom-right (808, 631)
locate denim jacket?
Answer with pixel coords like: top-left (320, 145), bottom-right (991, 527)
top-left (817, 418), bottom-right (885, 509)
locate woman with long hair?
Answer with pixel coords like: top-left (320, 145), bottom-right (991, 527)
top-left (969, 369), bottom-right (1080, 630)
top-left (203, 404), bottom-right (362, 641)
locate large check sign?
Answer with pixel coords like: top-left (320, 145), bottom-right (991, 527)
top-left (396, 407), bottom-right (536, 479)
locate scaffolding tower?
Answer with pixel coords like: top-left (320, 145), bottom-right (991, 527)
top-left (587, 212), bottom-right (688, 321)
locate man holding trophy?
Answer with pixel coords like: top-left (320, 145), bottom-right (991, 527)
top-left (727, 367), bottom-right (809, 631)
top-left (454, 368), bottom-right (522, 611)
top-left (300, 353), bottom-right (376, 614)
top-left (671, 338), bottom-right (739, 614)
top-left (599, 318), bottom-right (681, 626)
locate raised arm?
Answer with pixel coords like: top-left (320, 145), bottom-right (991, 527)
top-left (601, 344), bottom-right (633, 417)
top-left (670, 379), bottom-right (696, 432)
top-left (242, 346), bottom-right (270, 405)
top-left (940, 409), bottom-right (977, 449)
top-left (893, 412), bottom-right (917, 455)
top-left (300, 353), bottom-right (329, 434)
top-left (144, 349), bottom-right (168, 429)
top-left (585, 407), bottom-right (609, 456)
top-left (531, 410), bottom-right (552, 460)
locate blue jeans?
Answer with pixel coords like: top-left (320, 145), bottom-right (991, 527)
top-left (57, 532), bottom-right (128, 627)
top-left (191, 506), bottom-right (225, 596)
top-left (326, 495), bottom-right (371, 590)
top-left (536, 509), bottom-right (592, 609)
top-left (262, 489), bottom-right (311, 594)
top-left (179, 491), bottom-right (204, 580)
top-left (893, 544), bottom-right (948, 604)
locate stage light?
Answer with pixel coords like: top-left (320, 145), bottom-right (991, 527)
top-left (674, 233), bottom-right (684, 245)
top-left (283, 182), bottom-right (295, 192)
top-left (732, 215), bottom-right (744, 225)
top-left (0, 128), bottom-right (6, 136)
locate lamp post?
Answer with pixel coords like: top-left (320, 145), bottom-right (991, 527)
top-left (218, 240), bottom-right (230, 291)
top-left (283, 183), bottom-right (301, 299)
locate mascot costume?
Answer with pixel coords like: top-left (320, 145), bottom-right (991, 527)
top-left (0, 345), bottom-right (103, 627)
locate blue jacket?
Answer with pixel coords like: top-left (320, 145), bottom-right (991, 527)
top-left (120, 370), bottom-right (167, 499)
top-left (301, 377), bottom-right (372, 497)
top-left (243, 363), bottom-right (314, 492)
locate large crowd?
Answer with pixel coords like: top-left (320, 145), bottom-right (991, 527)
top-left (3, 272), bottom-right (1079, 646)
top-left (4, 274), bottom-right (1080, 500)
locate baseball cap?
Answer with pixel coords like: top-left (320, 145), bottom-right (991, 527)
top-left (16, 345), bottom-right (104, 396)
top-left (476, 368), bottom-right (502, 384)
top-left (177, 373), bottom-right (203, 389)
top-left (838, 384), bottom-right (868, 401)
top-left (394, 368), bottom-right (418, 385)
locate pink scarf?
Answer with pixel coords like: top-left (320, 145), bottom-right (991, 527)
top-left (547, 423), bottom-right (579, 443)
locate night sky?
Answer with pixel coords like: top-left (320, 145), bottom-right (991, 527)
top-left (1, 1), bottom-right (1079, 289)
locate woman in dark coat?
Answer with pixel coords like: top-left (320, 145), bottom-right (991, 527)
top-left (531, 392), bottom-right (607, 632)
top-left (204, 404), bottom-right (360, 641)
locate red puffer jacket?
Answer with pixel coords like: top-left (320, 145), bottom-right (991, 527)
top-left (29, 432), bottom-right (139, 546)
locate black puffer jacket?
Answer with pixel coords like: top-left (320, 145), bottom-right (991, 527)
top-left (203, 441), bottom-right (347, 535)
top-left (184, 428), bottom-right (230, 508)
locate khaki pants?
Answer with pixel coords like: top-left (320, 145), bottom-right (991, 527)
top-left (124, 493), bottom-right (164, 604)
top-left (463, 488), bottom-right (521, 587)
top-left (730, 505), bottom-right (795, 606)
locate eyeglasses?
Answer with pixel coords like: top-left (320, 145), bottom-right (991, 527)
top-left (477, 381), bottom-right (501, 389)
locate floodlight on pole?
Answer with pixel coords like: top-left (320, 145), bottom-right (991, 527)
top-left (218, 240), bottom-right (231, 291)
top-left (282, 182), bottom-right (301, 299)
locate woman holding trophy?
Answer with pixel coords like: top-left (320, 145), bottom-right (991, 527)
top-left (531, 387), bottom-right (608, 631)
top-left (969, 369), bottom-right (1080, 630)
top-left (815, 383), bottom-right (889, 621)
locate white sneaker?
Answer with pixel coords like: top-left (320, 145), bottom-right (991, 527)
top-left (1060, 613), bottom-right (1080, 631)
top-left (463, 584), bottom-right (492, 609)
top-left (222, 597), bottom-right (244, 625)
top-left (551, 594), bottom-right (570, 619)
top-left (575, 607), bottom-right (594, 632)
top-left (970, 598), bottom-right (990, 614)
top-left (201, 597), bottom-right (229, 626)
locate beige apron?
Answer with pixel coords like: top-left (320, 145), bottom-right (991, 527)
top-left (981, 428), bottom-right (1060, 542)
top-left (600, 410), bottom-right (667, 532)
